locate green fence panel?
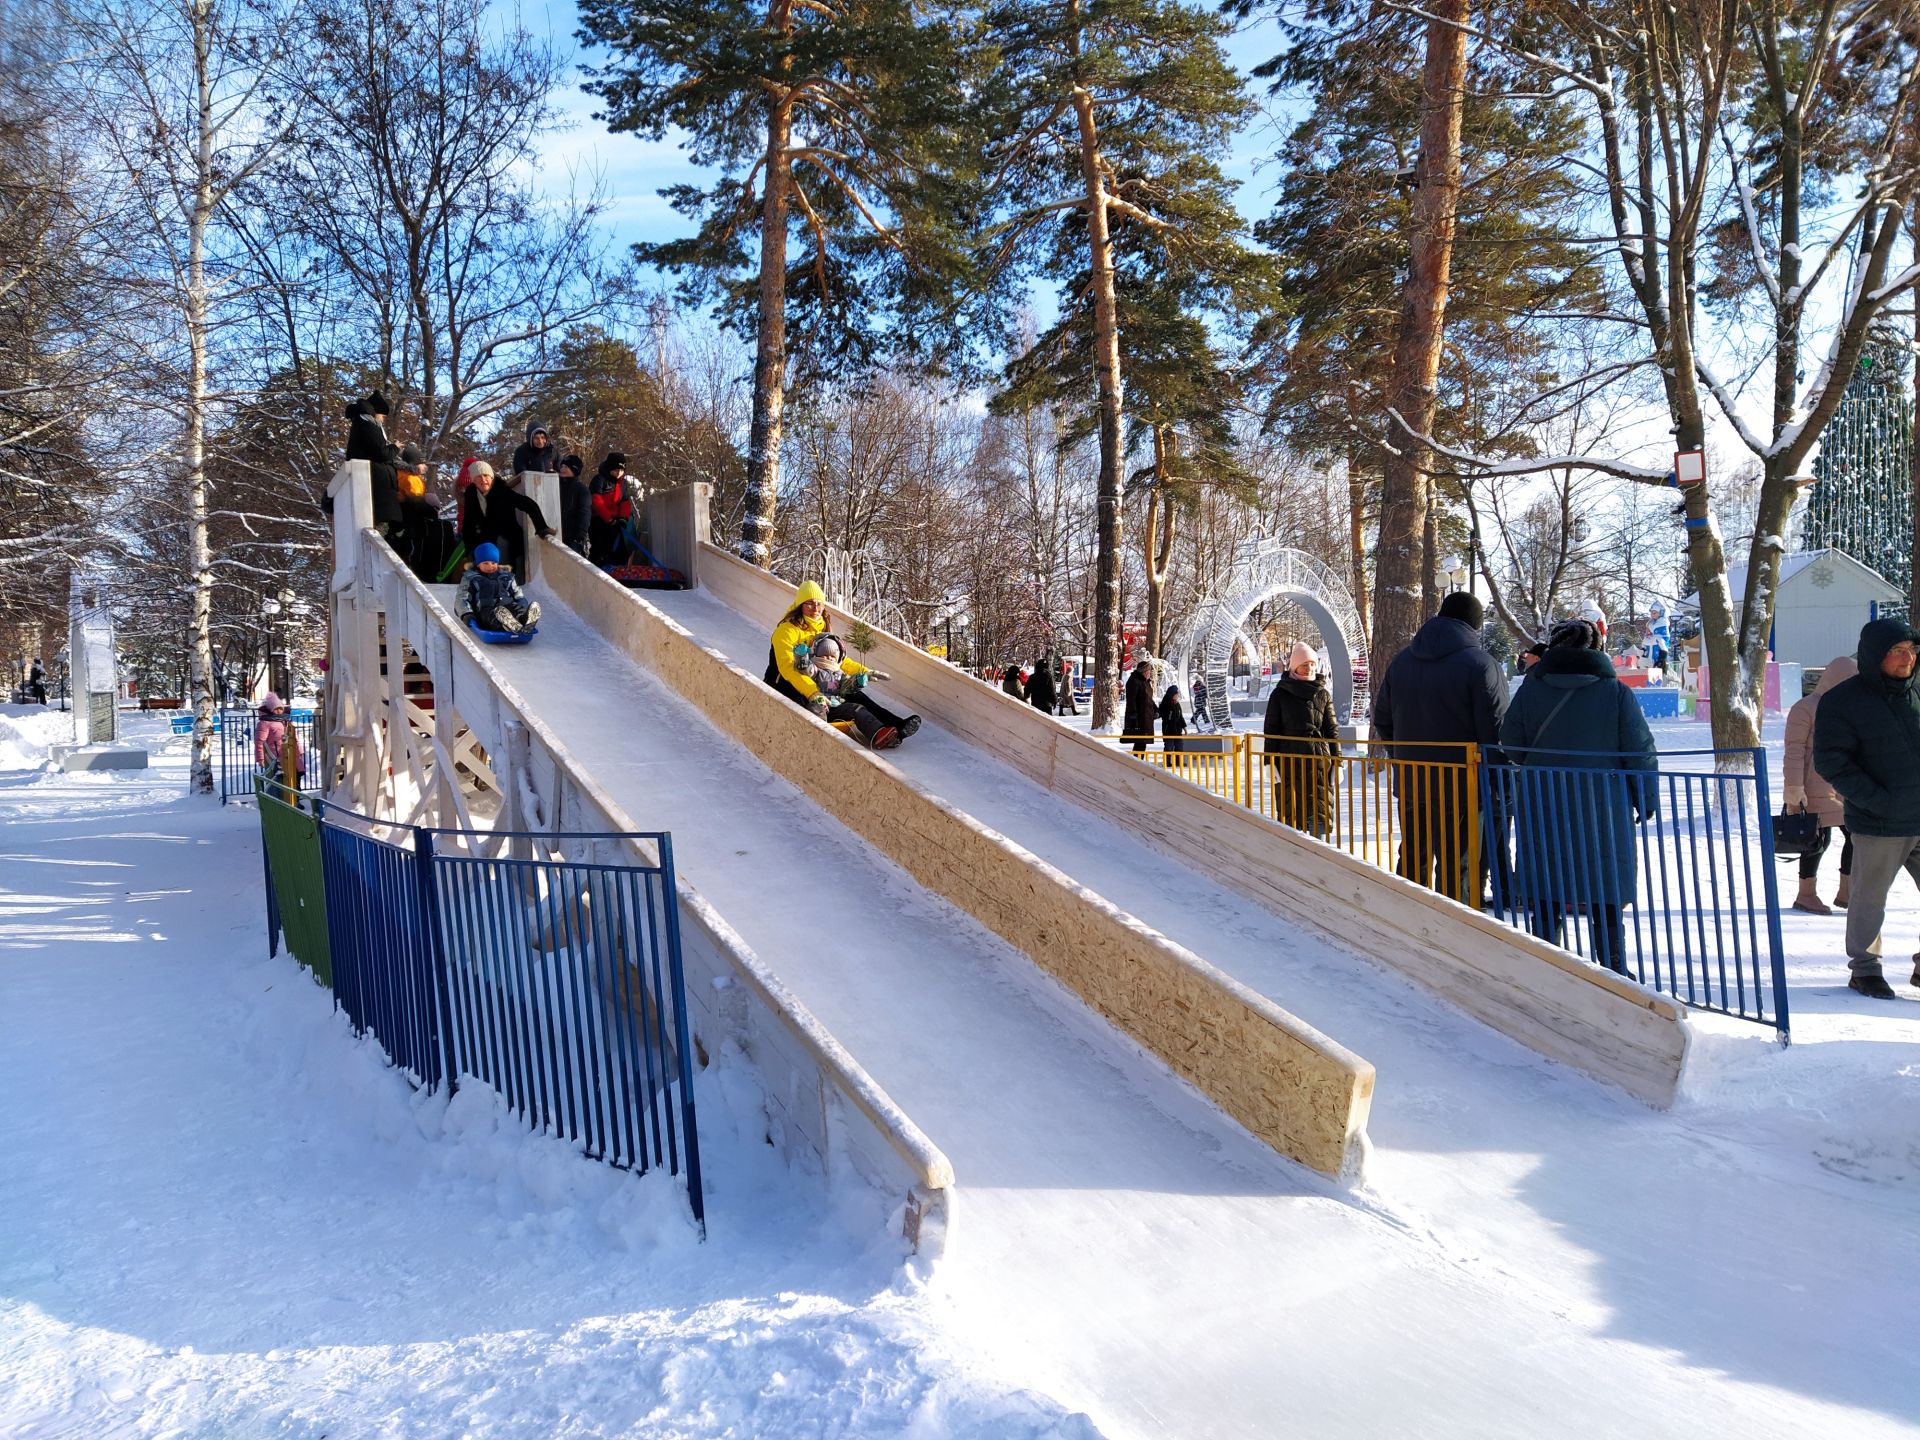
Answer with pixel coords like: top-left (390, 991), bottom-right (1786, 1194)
top-left (258, 779), bottom-right (332, 985)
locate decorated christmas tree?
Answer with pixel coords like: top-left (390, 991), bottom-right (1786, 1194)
top-left (1802, 334), bottom-right (1915, 599)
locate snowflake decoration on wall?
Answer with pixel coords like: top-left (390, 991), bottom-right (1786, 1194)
top-left (1809, 564), bottom-right (1835, 590)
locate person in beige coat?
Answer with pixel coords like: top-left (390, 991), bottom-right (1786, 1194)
top-left (1783, 655), bottom-right (1858, 913)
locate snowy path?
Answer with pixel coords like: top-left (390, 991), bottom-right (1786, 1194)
top-left (0, 716), bottom-right (1098, 1439)
top-left (464, 589), bottom-right (1920, 1438)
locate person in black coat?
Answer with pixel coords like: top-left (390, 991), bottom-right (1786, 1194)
top-left (1122, 659), bottom-right (1156, 752)
top-left (1263, 641), bottom-right (1338, 838)
top-left (1812, 616), bottom-right (1920, 999)
top-left (510, 421), bottom-right (559, 478)
top-left (1158, 685), bottom-right (1189, 752)
top-left (345, 391), bottom-right (402, 532)
top-left (459, 461), bottom-right (553, 576)
top-left (1371, 591), bottom-right (1509, 903)
top-left (1001, 664), bottom-right (1025, 698)
top-left (1026, 657), bottom-right (1057, 713)
top-left (556, 453), bottom-right (591, 557)
top-left (1499, 618), bottom-right (1656, 973)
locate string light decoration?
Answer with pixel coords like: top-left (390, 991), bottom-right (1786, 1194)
top-left (1801, 336), bottom-right (1915, 601)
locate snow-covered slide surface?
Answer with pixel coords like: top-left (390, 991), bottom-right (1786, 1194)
top-left (458, 586), bottom-right (1920, 1438)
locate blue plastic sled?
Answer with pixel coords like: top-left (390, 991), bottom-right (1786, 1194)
top-left (465, 617), bottom-right (539, 645)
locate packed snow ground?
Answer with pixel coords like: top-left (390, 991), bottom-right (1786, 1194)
top-left (4, 621), bottom-right (1919, 1440)
top-left (0, 710), bottom-right (1098, 1439)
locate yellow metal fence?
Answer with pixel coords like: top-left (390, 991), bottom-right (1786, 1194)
top-left (1113, 736), bottom-right (1484, 907)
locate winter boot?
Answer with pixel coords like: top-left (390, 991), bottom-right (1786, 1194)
top-left (491, 608), bottom-right (523, 634)
top-left (1849, 973), bottom-right (1898, 1000)
top-left (848, 709), bottom-right (885, 747)
top-left (1834, 874), bottom-right (1851, 909)
top-left (523, 600), bottom-right (541, 627)
top-left (898, 715), bottom-right (922, 738)
top-left (870, 725), bottom-right (901, 751)
top-left (1792, 878), bottom-right (1832, 915)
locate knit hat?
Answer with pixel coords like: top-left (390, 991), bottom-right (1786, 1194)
top-left (399, 444), bottom-right (423, 468)
top-left (1287, 640), bottom-right (1317, 675)
top-left (470, 460), bottom-right (495, 480)
top-left (559, 452), bottom-right (584, 477)
top-left (794, 579), bottom-right (826, 606)
top-left (1549, 618), bottom-right (1597, 650)
top-left (474, 543), bottom-right (501, 565)
top-left (258, 692), bottom-right (284, 714)
top-left (604, 451), bottom-right (628, 471)
top-left (364, 390), bottom-right (392, 417)
top-left (1438, 592), bottom-right (1484, 628)
top-left (810, 633), bottom-right (843, 662)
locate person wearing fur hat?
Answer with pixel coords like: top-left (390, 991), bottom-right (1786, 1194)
top-left (556, 453), bottom-right (591, 556)
top-left (588, 452), bottom-right (633, 564)
top-left (1498, 617), bottom-right (1656, 973)
top-left (764, 582), bottom-right (920, 747)
top-left (1263, 641), bottom-right (1338, 838)
top-left (1783, 655), bottom-right (1857, 914)
top-left (1122, 658), bottom-right (1157, 753)
top-left (457, 544), bottom-right (541, 633)
top-left (510, 421), bottom-right (559, 478)
top-left (459, 461), bottom-right (553, 577)
top-left (344, 390), bottom-right (402, 532)
top-left (1371, 591), bottom-right (1508, 903)
top-left (1812, 617), bottom-right (1920, 998)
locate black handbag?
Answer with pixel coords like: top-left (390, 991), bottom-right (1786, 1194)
top-left (1772, 807), bottom-right (1820, 857)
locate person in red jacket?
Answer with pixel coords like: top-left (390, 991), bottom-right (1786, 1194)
top-left (588, 451), bottom-right (632, 564)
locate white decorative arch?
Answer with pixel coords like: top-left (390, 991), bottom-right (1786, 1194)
top-left (1169, 540), bottom-right (1364, 727)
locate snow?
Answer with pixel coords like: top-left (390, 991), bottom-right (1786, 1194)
top-left (5, 627), bottom-right (1920, 1438)
top-left (0, 717), bottom-right (1097, 1439)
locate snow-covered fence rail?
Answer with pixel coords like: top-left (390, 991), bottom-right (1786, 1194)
top-left (1485, 747), bottom-right (1789, 1036)
top-left (290, 798), bottom-right (706, 1228)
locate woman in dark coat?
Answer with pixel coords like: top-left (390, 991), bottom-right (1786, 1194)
top-left (459, 462), bottom-right (553, 575)
top-left (1001, 664), bottom-right (1025, 698)
top-left (1158, 684), bottom-right (1189, 752)
top-left (1122, 660), bottom-right (1156, 752)
top-left (1026, 658), bottom-right (1057, 713)
top-left (1262, 641), bottom-right (1338, 838)
top-left (1498, 618), bottom-right (1657, 974)
top-left (344, 391), bottom-right (401, 532)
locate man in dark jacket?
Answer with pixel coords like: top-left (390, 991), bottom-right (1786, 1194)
top-left (510, 421), bottom-right (558, 478)
top-left (345, 391), bottom-right (402, 532)
top-left (1812, 616), bottom-right (1920, 999)
top-left (557, 453), bottom-right (591, 556)
top-left (1026, 657), bottom-right (1057, 713)
top-left (1371, 592), bottom-right (1508, 903)
top-left (1122, 658), bottom-right (1156, 752)
top-left (460, 461), bottom-right (554, 576)
top-left (1498, 618), bottom-right (1657, 973)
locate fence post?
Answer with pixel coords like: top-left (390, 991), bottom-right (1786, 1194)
top-left (259, 778), bottom-right (280, 958)
top-left (1750, 745), bottom-right (1792, 1041)
top-left (655, 834), bottom-right (706, 1234)
top-left (1464, 743), bottom-right (1482, 909)
top-left (412, 826), bottom-right (461, 1094)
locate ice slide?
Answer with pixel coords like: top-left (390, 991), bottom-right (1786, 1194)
top-left (412, 554), bottom-right (1903, 1440)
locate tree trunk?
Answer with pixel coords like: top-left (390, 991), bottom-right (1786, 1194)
top-left (1345, 440), bottom-right (1371, 644)
top-left (1369, 0), bottom-right (1468, 688)
top-left (187, 0), bottom-right (217, 795)
top-left (1070, 64), bottom-right (1125, 728)
top-left (1142, 424), bottom-right (1177, 656)
top-left (741, 92), bottom-right (793, 567)
top-left (1910, 206), bottom-right (1920, 628)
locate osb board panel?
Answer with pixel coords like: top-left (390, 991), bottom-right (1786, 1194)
top-left (695, 542), bottom-right (1689, 1109)
top-left (545, 550), bottom-right (1375, 1179)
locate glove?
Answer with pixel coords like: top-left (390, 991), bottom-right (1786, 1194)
top-left (1783, 785), bottom-right (1807, 811)
top-left (807, 693), bottom-right (831, 718)
top-left (537, 527), bottom-right (554, 539)
top-left (851, 671), bottom-right (868, 689)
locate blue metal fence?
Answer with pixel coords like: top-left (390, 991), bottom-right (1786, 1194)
top-left (1483, 746), bottom-right (1789, 1036)
top-left (308, 802), bottom-right (704, 1224)
top-left (220, 706), bottom-right (319, 804)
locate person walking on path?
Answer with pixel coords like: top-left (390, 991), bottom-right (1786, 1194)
top-left (1263, 641), bottom-right (1338, 839)
top-left (1370, 592), bottom-right (1508, 904)
top-left (1811, 618), bottom-right (1920, 999)
top-left (1158, 684), bottom-right (1189, 753)
top-left (1055, 657), bottom-right (1080, 716)
top-left (1784, 655), bottom-right (1857, 914)
top-left (1498, 619), bottom-right (1657, 974)
top-left (1001, 664), bottom-right (1025, 699)
top-left (1191, 675), bottom-right (1212, 733)
top-left (1122, 658), bottom-right (1156, 753)
top-left (1026, 656), bottom-right (1057, 713)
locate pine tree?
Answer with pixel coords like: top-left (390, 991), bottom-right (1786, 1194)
top-left (579, 0), bottom-right (986, 567)
top-left (980, 0), bottom-right (1257, 726)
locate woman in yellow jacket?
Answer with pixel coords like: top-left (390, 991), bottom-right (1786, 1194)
top-left (764, 580), bottom-right (920, 748)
